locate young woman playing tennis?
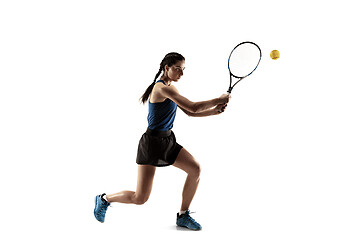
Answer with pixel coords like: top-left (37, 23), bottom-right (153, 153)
top-left (94, 52), bottom-right (230, 230)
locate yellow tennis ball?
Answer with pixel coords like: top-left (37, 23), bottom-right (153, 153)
top-left (270, 50), bottom-right (280, 60)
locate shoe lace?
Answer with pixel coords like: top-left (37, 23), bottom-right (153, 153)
top-left (185, 211), bottom-right (199, 225)
top-left (97, 202), bottom-right (111, 216)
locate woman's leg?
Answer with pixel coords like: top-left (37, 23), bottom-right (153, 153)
top-left (106, 165), bottom-right (156, 205)
top-left (173, 148), bottom-right (201, 212)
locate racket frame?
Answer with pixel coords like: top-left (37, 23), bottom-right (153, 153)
top-left (227, 41), bottom-right (262, 93)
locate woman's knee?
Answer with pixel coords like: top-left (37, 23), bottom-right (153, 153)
top-left (133, 193), bottom-right (150, 205)
top-left (174, 148), bottom-right (201, 178)
top-left (189, 161), bottom-right (201, 178)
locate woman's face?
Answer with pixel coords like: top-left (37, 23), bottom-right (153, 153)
top-left (165, 60), bottom-right (185, 82)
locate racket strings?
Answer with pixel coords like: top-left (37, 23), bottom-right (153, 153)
top-left (228, 43), bottom-right (261, 78)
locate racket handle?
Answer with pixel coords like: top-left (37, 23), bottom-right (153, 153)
top-left (227, 87), bottom-right (232, 93)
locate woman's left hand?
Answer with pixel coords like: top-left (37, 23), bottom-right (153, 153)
top-left (215, 103), bottom-right (228, 114)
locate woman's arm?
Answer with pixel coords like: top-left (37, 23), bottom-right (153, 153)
top-left (160, 85), bottom-right (229, 113)
top-left (179, 104), bottom-right (227, 117)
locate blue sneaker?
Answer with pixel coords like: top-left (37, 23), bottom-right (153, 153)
top-left (176, 210), bottom-right (202, 230)
top-left (94, 193), bottom-right (110, 223)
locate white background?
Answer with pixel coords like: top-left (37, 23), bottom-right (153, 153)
top-left (1, 0), bottom-right (359, 239)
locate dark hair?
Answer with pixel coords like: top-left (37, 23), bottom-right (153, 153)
top-left (140, 52), bottom-right (185, 104)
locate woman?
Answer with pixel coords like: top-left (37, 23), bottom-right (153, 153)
top-left (94, 52), bottom-right (230, 230)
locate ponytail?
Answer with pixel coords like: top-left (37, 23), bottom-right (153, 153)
top-left (140, 52), bottom-right (185, 104)
top-left (140, 68), bottom-right (162, 104)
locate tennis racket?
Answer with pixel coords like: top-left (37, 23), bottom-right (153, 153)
top-left (226, 41), bottom-right (262, 93)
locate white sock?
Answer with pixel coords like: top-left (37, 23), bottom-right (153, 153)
top-left (179, 210), bottom-right (187, 215)
top-left (102, 194), bottom-right (109, 203)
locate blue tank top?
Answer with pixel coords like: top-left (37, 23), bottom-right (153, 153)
top-left (147, 80), bottom-right (177, 131)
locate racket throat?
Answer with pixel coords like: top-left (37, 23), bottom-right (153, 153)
top-left (227, 74), bottom-right (233, 93)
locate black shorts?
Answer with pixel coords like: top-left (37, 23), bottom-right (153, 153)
top-left (136, 128), bottom-right (183, 167)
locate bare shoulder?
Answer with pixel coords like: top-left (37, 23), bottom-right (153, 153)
top-left (150, 82), bottom-right (175, 103)
top-left (159, 84), bottom-right (179, 95)
top-left (151, 83), bottom-right (180, 103)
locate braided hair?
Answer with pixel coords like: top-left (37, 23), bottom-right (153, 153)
top-left (140, 52), bottom-right (185, 104)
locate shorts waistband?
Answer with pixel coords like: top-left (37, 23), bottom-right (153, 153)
top-left (146, 128), bottom-right (172, 137)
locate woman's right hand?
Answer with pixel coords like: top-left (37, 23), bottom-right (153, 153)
top-left (219, 93), bottom-right (231, 104)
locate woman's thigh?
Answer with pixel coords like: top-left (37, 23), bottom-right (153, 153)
top-left (172, 148), bottom-right (201, 177)
top-left (135, 165), bottom-right (156, 201)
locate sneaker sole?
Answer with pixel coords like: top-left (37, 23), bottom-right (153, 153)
top-left (94, 195), bottom-right (104, 223)
top-left (176, 222), bottom-right (202, 231)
